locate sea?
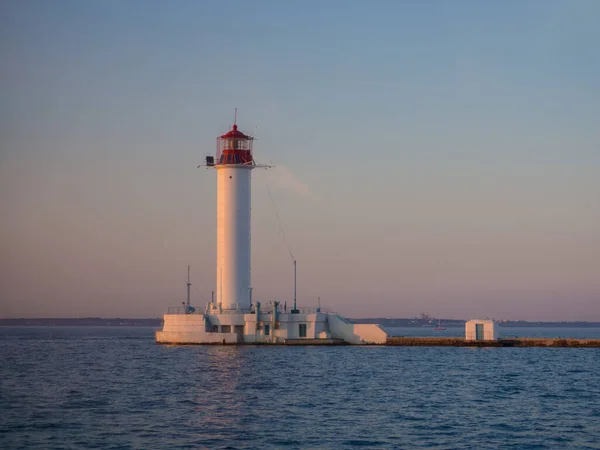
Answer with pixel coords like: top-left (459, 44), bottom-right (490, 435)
top-left (1, 326), bottom-right (599, 449)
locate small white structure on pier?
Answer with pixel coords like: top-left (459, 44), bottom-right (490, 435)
top-left (465, 319), bottom-right (499, 341)
top-left (155, 118), bottom-right (387, 345)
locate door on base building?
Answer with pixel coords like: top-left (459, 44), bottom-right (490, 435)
top-left (475, 323), bottom-right (484, 340)
top-left (234, 325), bottom-right (244, 343)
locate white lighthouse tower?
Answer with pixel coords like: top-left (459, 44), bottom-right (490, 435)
top-left (213, 120), bottom-right (255, 311)
top-left (155, 118), bottom-right (388, 345)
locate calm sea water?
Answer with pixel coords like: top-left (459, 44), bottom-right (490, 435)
top-left (1, 327), bottom-right (599, 449)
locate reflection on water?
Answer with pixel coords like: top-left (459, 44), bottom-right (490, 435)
top-left (195, 346), bottom-right (247, 440)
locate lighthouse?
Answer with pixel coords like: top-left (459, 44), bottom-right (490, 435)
top-left (155, 118), bottom-right (388, 345)
top-left (211, 120), bottom-right (254, 311)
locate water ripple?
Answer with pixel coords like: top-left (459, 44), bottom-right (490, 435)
top-left (1, 327), bottom-right (599, 449)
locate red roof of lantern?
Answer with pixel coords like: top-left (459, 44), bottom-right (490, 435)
top-left (219, 124), bottom-right (251, 140)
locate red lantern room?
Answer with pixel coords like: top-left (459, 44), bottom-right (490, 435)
top-left (215, 123), bottom-right (254, 166)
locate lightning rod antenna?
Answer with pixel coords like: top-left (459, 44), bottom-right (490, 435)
top-left (186, 265), bottom-right (191, 314)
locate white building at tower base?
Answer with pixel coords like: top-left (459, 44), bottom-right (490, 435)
top-left (156, 304), bottom-right (388, 345)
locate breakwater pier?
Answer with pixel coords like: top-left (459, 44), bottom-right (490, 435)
top-left (386, 337), bottom-right (600, 347)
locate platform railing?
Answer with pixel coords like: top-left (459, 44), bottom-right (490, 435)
top-left (166, 305), bottom-right (334, 315)
top-left (167, 306), bottom-right (203, 315)
top-left (260, 306), bottom-right (334, 314)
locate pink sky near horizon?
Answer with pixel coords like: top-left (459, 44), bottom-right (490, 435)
top-left (1, 1), bottom-right (599, 321)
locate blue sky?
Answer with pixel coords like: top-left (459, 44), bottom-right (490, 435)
top-left (1, 0), bottom-right (599, 320)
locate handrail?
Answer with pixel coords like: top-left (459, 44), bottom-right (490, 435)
top-left (261, 306), bottom-right (334, 314)
top-left (167, 306), bottom-right (203, 315)
top-left (334, 313), bottom-right (351, 324)
top-left (166, 305), bottom-right (334, 315)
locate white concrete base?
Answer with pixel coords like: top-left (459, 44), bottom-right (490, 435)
top-left (156, 330), bottom-right (239, 344)
top-left (155, 310), bottom-right (388, 345)
top-left (326, 313), bottom-right (388, 344)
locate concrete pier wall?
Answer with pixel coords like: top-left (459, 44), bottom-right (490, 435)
top-left (386, 337), bottom-right (600, 347)
top-left (160, 314), bottom-right (207, 332)
top-left (327, 314), bottom-right (388, 344)
top-left (156, 330), bottom-right (239, 344)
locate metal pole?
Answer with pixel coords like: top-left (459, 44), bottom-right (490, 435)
top-left (293, 259), bottom-right (297, 313)
top-left (186, 265), bottom-right (191, 314)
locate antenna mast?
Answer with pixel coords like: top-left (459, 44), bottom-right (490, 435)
top-left (292, 259), bottom-right (299, 313)
top-left (186, 265), bottom-right (191, 314)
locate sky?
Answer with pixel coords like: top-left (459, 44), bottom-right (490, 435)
top-left (1, 0), bottom-right (599, 321)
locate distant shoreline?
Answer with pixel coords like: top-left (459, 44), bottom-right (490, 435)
top-left (1, 318), bottom-right (599, 327)
top-left (0, 318), bottom-right (161, 327)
